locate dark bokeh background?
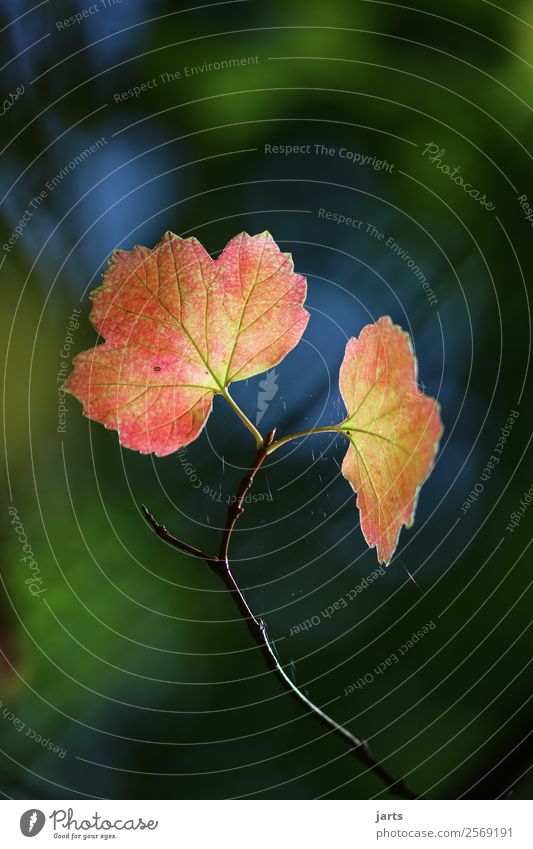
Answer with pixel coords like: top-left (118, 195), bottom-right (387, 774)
top-left (1, 0), bottom-right (532, 800)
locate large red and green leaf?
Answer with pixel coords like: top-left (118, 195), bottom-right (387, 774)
top-left (338, 316), bottom-right (442, 564)
top-left (66, 231), bottom-right (308, 455)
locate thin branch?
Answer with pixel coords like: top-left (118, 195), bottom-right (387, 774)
top-left (141, 433), bottom-right (417, 799)
top-left (140, 505), bottom-right (215, 563)
top-left (220, 428), bottom-right (277, 564)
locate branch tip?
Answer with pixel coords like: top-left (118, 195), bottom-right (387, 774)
top-left (141, 503), bottom-right (216, 563)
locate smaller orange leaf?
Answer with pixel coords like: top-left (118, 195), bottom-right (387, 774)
top-left (338, 316), bottom-right (443, 564)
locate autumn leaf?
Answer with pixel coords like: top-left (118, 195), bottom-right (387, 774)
top-left (66, 231), bottom-right (309, 456)
top-left (338, 316), bottom-right (442, 564)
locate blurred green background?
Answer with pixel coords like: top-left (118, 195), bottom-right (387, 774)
top-left (1, 0), bottom-right (532, 800)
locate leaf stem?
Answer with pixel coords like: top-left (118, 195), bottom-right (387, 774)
top-left (221, 387), bottom-right (264, 448)
top-left (141, 429), bottom-right (417, 800)
top-left (267, 425), bottom-right (342, 455)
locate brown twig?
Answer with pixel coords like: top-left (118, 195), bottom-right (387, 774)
top-left (141, 429), bottom-right (417, 799)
